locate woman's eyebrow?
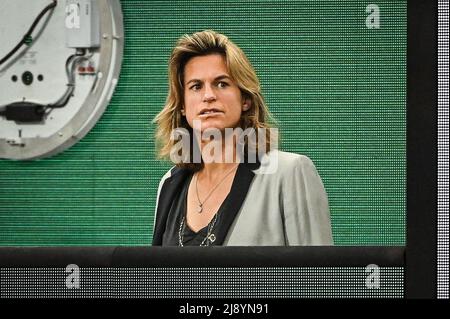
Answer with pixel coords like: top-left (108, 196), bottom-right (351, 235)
top-left (185, 74), bottom-right (231, 85)
top-left (185, 78), bottom-right (201, 85)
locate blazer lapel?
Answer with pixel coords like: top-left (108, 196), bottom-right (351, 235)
top-left (212, 162), bottom-right (259, 245)
top-left (152, 167), bottom-right (191, 245)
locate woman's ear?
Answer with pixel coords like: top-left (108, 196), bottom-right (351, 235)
top-left (242, 98), bottom-right (251, 111)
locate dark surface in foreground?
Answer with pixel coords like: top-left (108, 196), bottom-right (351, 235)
top-left (0, 246), bottom-right (404, 267)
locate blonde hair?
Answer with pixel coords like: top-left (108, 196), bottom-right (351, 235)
top-left (153, 30), bottom-right (276, 169)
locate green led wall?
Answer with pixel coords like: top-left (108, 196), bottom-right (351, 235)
top-left (0, 0), bottom-right (406, 246)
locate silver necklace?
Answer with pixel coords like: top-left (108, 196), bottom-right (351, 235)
top-left (178, 213), bottom-right (218, 246)
top-left (195, 164), bottom-right (238, 213)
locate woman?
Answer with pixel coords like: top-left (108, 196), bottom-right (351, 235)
top-left (152, 30), bottom-right (333, 246)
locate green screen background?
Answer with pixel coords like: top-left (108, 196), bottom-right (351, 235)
top-left (0, 0), bottom-right (406, 246)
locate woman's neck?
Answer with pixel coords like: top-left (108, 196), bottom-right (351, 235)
top-left (198, 136), bottom-right (240, 182)
top-left (200, 162), bottom-right (238, 181)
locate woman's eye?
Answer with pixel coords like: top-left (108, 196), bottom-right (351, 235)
top-left (190, 84), bottom-right (201, 91)
top-left (217, 82), bottom-right (228, 88)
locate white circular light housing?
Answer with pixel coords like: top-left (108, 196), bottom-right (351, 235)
top-left (0, 0), bottom-right (124, 160)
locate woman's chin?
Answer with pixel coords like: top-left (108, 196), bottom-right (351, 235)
top-left (200, 122), bottom-right (227, 133)
top-left (190, 119), bottom-right (240, 134)
top-left (201, 127), bottom-right (225, 136)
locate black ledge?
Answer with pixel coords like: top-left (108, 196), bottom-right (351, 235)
top-left (0, 246), bottom-right (405, 268)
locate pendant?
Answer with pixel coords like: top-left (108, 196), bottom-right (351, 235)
top-left (197, 204), bottom-right (203, 213)
top-left (208, 234), bottom-right (216, 243)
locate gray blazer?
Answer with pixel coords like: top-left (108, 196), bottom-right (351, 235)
top-left (152, 150), bottom-right (333, 246)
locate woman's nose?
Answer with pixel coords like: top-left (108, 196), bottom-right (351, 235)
top-left (203, 84), bottom-right (216, 102)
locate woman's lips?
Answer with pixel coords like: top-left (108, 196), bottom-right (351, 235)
top-left (198, 110), bottom-right (224, 118)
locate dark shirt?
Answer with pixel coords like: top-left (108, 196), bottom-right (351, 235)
top-left (161, 172), bottom-right (230, 246)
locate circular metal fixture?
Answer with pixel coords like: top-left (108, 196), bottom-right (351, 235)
top-left (0, 0), bottom-right (124, 160)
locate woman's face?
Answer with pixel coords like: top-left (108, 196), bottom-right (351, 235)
top-left (182, 54), bottom-right (250, 133)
